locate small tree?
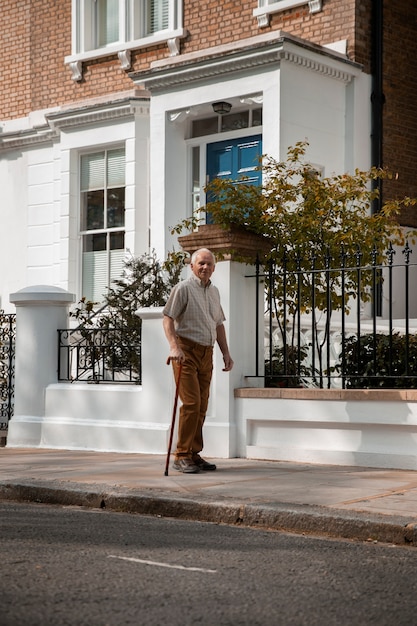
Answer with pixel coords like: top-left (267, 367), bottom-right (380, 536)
top-left (70, 250), bottom-right (186, 376)
top-left (205, 141), bottom-right (414, 270)
top-left (172, 141), bottom-right (417, 385)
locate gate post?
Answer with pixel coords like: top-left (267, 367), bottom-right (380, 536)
top-left (7, 285), bottom-right (75, 447)
top-left (205, 259), bottom-right (264, 457)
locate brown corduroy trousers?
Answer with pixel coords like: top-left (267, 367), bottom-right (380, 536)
top-left (172, 336), bottom-right (214, 459)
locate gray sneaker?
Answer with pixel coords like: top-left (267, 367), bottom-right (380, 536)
top-left (172, 458), bottom-right (200, 474)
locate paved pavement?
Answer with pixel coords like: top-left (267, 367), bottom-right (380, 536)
top-left (1, 447), bottom-right (417, 546)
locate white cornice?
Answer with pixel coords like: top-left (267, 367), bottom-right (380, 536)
top-left (0, 127), bottom-right (59, 151)
top-left (281, 49), bottom-right (354, 82)
top-left (0, 97), bottom-right (150, 152)
top-left (46, 98), bottom-right (149, 130)
top-left (129, 35), bottom-right (361, 92)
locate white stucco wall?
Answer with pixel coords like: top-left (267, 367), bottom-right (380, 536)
top-left (27, 145), bottom-right (57, 287)
top-left (0, 101), bottom-right (150, 312)
top-left (279, 58), bottom-right (370, 174)
top-left (0, 150), bottom-right (29, 312)
top-left (235, 389), bottom-right (417, 470)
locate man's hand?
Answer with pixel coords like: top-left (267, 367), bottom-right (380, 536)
top-left (222, 353), bottom-right (234, 372)
top-left (216, 324), bottom-right (233, 372)
top-left (167, 346), bottom-right (185, 364)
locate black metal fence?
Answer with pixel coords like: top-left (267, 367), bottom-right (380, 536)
top-left (0, 311), bottom-right (16, 434)
top-left (58, 327), bottom-right (141, 384)
top-left (250, 244), bottom-right (417, 389)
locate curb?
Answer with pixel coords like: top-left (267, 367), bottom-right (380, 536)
top-left (1, 481), bottom-right (417, 547)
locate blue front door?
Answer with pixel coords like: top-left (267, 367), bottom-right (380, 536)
top-left (206, 135), bottom-right (262, 222)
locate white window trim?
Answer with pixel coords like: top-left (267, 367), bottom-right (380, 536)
top-left (254, 0), bottom-right (322, 28)
top-left (78, 145), bottom-right (127, 303)
top-left (66, 0), bottom-right (187, 81)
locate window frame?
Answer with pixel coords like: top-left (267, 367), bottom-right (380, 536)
top-left (79, 146), bottom-right (127, 304)
top-left (253, 0), bottom-right (322, 28)
top-left (66, 0), bottom-right (186, 80)
top-left (95, 0), bottom-right (124, 48)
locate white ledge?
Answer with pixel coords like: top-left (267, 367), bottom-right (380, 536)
top-left (65, 29), bottom-right (188, 81)
top-left (131, 34), bottom-right (359, 92)
top-left (135, 306), bottom-right (164, 320)
top-left (235, 388), bottom-right (417, 402)
top-left (254, 0), bottom-right (322, 28)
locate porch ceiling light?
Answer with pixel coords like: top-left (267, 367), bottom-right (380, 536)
top-left (212, 101), bottom-right (232, 115)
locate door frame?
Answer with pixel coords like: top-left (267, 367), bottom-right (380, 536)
top-left (186, 128), bottom-right (263, 222)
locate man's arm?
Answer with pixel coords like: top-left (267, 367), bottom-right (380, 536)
top-left (216, 323), bottom-right (234, 371)
top-left (163, 315), bottom-right (185, 363)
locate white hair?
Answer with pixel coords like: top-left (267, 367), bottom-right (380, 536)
top-left (191, 248), bottom-right (215, 264)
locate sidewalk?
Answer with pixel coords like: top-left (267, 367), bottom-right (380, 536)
top-left (1, 447), bottom-right (417, 546)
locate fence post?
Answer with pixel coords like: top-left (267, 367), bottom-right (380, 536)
top-left (7, 285), bottom-right (75, 447)
top-left (135, 305), bottom-right (174, 429)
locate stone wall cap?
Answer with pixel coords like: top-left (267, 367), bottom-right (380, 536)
top-left (10, 285), bottom-right (76, 306)
top-left (135, 306), bottom-right (164, 320)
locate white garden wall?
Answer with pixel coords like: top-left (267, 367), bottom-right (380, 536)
top-left (6, 260), bottom-right (263, 458)
top-left (235, 388), bottom-right (417, 470)
top-left (7, 263), bottom-right (417, 470)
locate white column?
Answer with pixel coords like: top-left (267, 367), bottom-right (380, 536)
top-left (204, 260), bottom-right (264, 458)
top-left (7, 285), bottom-right (75, 446)
top-left (135, 306), bottom-right (176, 424)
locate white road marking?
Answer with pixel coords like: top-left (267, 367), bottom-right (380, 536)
top-left (108, 554), bottom-right (217, 573)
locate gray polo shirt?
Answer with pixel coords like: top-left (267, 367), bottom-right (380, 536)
top-left (163, 273), bottom-right (225, 346)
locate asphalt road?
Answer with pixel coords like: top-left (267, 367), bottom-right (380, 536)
top-left (2, 501), bottom-right (417, 626)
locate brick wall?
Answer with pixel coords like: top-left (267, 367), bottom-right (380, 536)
top-left (1, 0), bottom-right (365, 121)
top-left (382, 1), bottom-right (417, 226)
top-left (181, 0), bottom-right (363, 63)
top-left (0, 0), bottom-right (137, 120)
top-left (0, 1), bottom-right (31, 119)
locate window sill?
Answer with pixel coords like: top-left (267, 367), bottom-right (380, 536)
top-left (253, 0), bottom-right (322, 28)
top-left (65, 28), bottom-right (188, 81)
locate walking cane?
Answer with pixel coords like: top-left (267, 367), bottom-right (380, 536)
top-left (164, 358), bottom-right (182, 476)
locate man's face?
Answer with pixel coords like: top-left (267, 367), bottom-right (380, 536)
top-left (191, 251), bottom-right (215, 285)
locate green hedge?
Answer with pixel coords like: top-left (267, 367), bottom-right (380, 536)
top-left (336, 332), bottom-right (417, 389)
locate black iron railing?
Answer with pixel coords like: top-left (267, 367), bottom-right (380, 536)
top-left (249, 244), bottom-right (417, 389)
top-left (0, 311), bottom-right (16, 429)
top-left (58, 327), bottom-right (141, 384)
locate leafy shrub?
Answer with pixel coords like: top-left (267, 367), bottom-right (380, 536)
top-left (335, 332), bottom-right (417, 389)
top-left (265, 345), bottom-right (311, 388)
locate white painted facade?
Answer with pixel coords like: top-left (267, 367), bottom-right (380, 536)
top-left (0, 96), bottom-right (150, 313)
top-left (0, 33), bottom-right (370, 314)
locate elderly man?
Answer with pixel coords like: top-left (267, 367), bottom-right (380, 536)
top-left (163, 248), bottom-right (234, 473)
